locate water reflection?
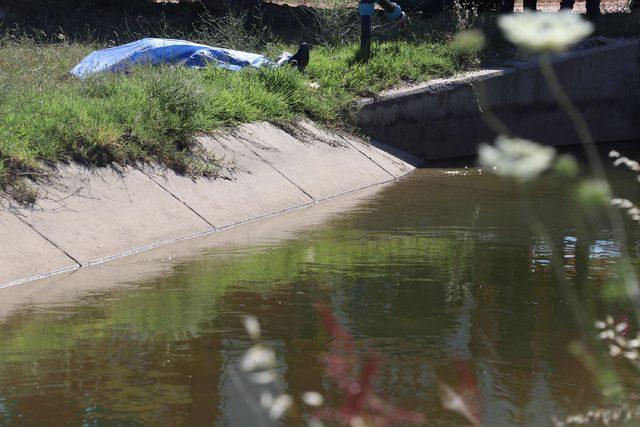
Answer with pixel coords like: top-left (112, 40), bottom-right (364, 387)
top-left (0, 163), bottom-right (639, 425)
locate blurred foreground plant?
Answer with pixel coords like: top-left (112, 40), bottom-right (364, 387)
top-left (235, 307), bottom-right (424, 426)
top-left (498, 11), bottom-right (594, 53)
top-left (474, 9), bottom-right (640, 427)
top-left (313, 304), bottom-right (425, 427)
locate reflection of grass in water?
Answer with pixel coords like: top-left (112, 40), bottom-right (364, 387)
top-left (0, 228), bottom-right (478, 421)
top-left (0, 227), bottom-right (480, 425)
top-left (0, 231), bottom-right (469, 359)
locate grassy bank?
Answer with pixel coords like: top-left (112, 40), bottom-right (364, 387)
top-left (2, 4), bottom-right (637, 202)
top-left (0, 31), bottom-right (467, 200)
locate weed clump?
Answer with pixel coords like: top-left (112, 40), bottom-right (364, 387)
top-left (0, 60), bottom-right (219, 187)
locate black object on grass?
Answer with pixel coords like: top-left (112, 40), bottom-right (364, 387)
top-left (288, 43), bottom-right (311, 72)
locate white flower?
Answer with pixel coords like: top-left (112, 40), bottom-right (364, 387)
top-left (478, 136), bottom-right (556, 182)
top-left (611, 198), bottom-right (633, 209)
top-left (609, 344), bottom-right (622, 356)
top-left (240, 345), bottom-right (276, 372)
top-left (498, 11), bottom-right (593, 53)
top-left (613, 157), bottom-right (629, 166)
top-left (260, 391), bottom-right (274, 409)
top-left (594, 320), bottom-right (606, 329)
top-left (599, 329), bottom-right (614, 340)
top-left (615, 322), bottom-right (629, 333)
top-left (612, 156), bottom-right (640, 171)
top-left (268, 394), bottom-right (293, 420)
top-left (242, 316), bottom-right (261, 340)
top-left (628, 338), bottom-right (640, 348)
top-left (302, 391), bottom-right (325, 407)
top-left (615, 335), bottom-right (627, 347)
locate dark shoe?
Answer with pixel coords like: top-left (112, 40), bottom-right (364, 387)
top-left (288, 43), bottom-right (310, 72)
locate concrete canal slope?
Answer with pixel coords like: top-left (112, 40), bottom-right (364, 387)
top-left (359, 38), bottom-right (640, 160)
top-left (0, 183), bottom-right (389, 320)
top-left (0, 121), bottom-right (418, 288)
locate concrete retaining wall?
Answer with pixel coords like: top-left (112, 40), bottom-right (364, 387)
top-left (358, 38), bottom-right (640, 160)
top-left (0, 121), bottom-right (418, 288)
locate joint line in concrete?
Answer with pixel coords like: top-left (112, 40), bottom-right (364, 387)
top-left (140, 169), bottom-right (216, 229)
top-left (235, 138), bottom-right (318, 203)
top-left (10, 211), bottom-right (82, 267)
top-left (343, 138), bottom-right (399, 180)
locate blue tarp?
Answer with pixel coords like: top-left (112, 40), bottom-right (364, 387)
top-left (71, 38), bottom-right (285, 79)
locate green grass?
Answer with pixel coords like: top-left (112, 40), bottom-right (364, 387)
top-left (2, 1), bottom-right (640, 200)
top-left (0, 35), bottom-right (465, 199)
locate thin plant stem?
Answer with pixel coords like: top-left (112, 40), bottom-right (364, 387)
top-left (470, 79), bottom-right (513, 138)
top-left (533, 221), bottom-right (625, 400)
top-left (538, 53), bottom-right (640, 321)
top-left (538, 54), bottom-right (605, 179)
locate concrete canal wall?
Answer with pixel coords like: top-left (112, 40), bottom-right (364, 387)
top-left (358, 38), bottom-right (640, 160)
top-left (0, 121), bottom-right (419, 288)
top-left (5, 38), bottom-right (636, 288)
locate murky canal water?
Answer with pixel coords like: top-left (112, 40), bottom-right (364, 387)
top-left (1, 149), bottom-right (639, 426)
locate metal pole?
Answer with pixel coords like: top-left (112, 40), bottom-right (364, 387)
top-left (359, 0), bottom-right (405, 61)
top-left (359, 0), bottom-right (374, 60)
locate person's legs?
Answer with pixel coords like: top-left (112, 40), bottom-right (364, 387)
top-left (585, 0), bottom-right (600, 18)
top-left (500, 0), bottom-right (515, 14)
top-left (559, 0), bottom-right (575, 10)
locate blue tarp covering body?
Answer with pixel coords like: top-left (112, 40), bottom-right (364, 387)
top-left (71, 38), bottom-right (280, 78)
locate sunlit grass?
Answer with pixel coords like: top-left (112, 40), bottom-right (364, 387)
top-left (0, 36), bottom-right (465, 193)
